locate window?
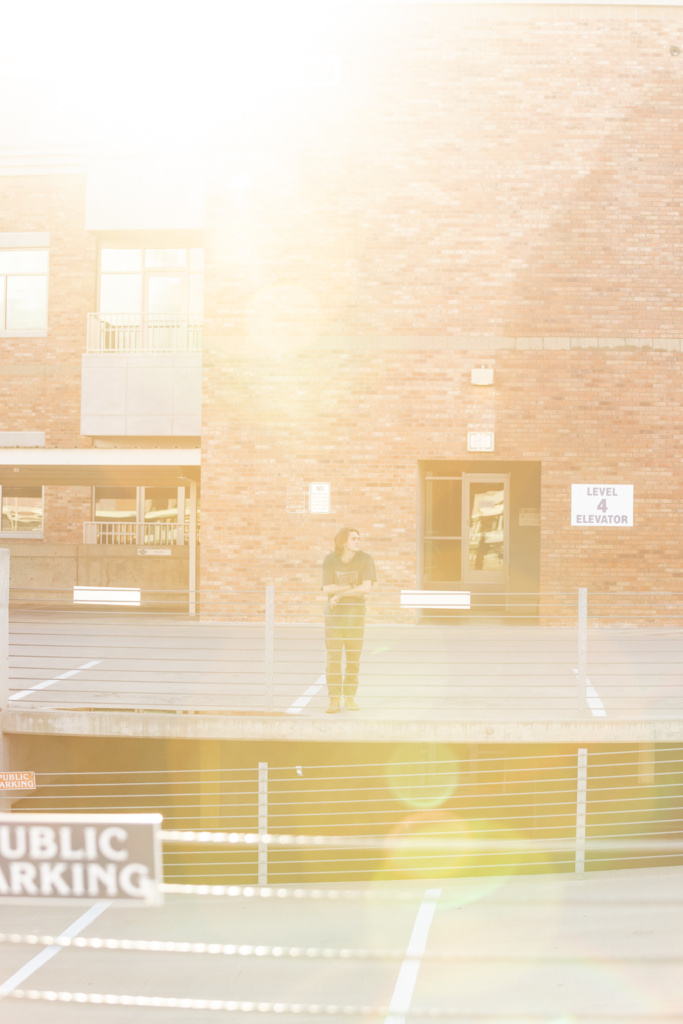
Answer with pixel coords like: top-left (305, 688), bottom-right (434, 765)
top-left (93, 486), bottom-right (179, 524)
top-left (0, 250), bottom-right (48, 333)
top-left (94, 486), bottom-right (137, 524)
top-left (143, 487), bottom-right (179, 526)
top-left (0, 486), bottom-right (43, 535)
top-left (99, 247), bottom-right (204, 316)
top-left (92, 486), bottom-right (184, 545)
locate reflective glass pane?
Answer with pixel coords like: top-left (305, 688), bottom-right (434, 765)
top-left (94, 487), bottom-right (137, 522)
top-left (425, 478), bottom-right (461, 537)
top-left (144, 488), bottom-right (178, 522)
top-left (190, 248), bottom-right (204, 271)
top-left (100, 249), bottom-right (142, 272)
top-left (0, 250), bottom-right (48, 274)
top-left (1, 487), bottom-right (43, 532)
top-left (468, 485), bottom-right (505, 572)
top-left (424, 539), bottom-right (461, 583)
top-left (100, 274), bottom-right (142, 313)
top-left (145, 249), bottom-right (186, 268)
top-left (147, 275), bottom-right (184, 315)
top-left (6, 276), bottom-right (48, 329)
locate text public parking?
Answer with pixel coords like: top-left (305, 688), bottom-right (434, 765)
top-left (0, 824), bottom-right (152, 898)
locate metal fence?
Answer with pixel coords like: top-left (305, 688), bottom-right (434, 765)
top-left (5, 586), bottom-right (683, 720)
top-left (7, 747), bottom-right (683, 885)
top-left (82, 521), bottom-right (188, 546)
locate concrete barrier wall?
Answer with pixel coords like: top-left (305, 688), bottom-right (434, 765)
top-left (0, 542), bottom-right (190, 594)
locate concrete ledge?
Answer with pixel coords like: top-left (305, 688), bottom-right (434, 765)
top-left (0, 432), bottom-right (45, 447)
top-left (4, 709), bottom-right (683, 745)
top-left (311, 335), bottom-right (683, 353)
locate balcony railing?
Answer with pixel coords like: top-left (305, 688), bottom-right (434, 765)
top-left (87, 313), bottom-right (203, 353)
top-left (83, 521), bottom-right (187, 546)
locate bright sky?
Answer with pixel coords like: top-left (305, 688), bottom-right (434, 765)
top-left (1, 1), bottom-right (681, 152)
top-left (0, 2), bottom-right (352, 151)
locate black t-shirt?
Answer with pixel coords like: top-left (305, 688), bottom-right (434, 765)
top-left (321, 551), bottom-right (377, 608)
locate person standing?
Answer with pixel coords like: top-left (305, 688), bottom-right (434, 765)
top-left (321, 527), bottom-right (376, 713)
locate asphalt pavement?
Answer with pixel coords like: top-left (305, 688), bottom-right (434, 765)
top-left (0, 866), bottom-right (681, 1023)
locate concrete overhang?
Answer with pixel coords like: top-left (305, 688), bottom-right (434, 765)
top-left (0, 448), bottom-right (201, 487)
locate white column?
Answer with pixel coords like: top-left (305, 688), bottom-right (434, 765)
top-left (0, 548), bottom-right (8, 712)
top-left (575, 747), bottom-right (588, 874)
top-left (265, 585), bottom-right (274, 712)
top-left (577, 588), bottom-right (587, 713)
top-left (189, 480), bottom-right (197, 617)
top-left (0, 548), bottom-right (10, 791)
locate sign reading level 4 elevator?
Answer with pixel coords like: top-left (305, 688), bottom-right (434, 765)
top-left (571, 485), bottom-right (633, 526)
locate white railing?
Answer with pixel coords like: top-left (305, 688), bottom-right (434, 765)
top-left (87, 313), bottom-right (203, 353)
top-left (83, 521), bottom-right (186, 546)
top-left (10, 752), bottom-right (683, 886)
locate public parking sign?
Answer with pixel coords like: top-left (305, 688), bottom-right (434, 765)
top-left (0, 813), bottom-right (162, 903)
top-left (0, 772), bottom-right (35, 791)
top-left (571, 484), bottom-right (633, 527)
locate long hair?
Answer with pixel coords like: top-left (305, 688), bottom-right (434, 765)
top-left (334, 527), bottom-right (359, 556)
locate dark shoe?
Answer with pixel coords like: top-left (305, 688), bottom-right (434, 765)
top-left (326, 698), bottom-right (342, 714)
top-left (344, 696), bottom-right (360, 710)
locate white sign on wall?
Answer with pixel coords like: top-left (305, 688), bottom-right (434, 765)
top-left (571, 485), bottom-right (633, 527)
top-left (309, 483), bottom-right (331, 514)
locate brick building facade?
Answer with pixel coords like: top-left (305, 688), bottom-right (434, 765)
top-left (0, 3), bottom-right (682, 616)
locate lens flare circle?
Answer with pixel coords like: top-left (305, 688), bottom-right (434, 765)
top-left (385, 744), bottom-right (460, 811)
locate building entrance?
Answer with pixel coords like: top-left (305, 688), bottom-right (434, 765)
top-left (420, 461), bottom-right (540, 609)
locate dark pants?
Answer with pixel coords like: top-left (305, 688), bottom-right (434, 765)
top-left (324, 605), bottom-right (366, 698)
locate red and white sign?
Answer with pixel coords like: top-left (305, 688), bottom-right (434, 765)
top-left (0, 772), bottom-right (36, 791)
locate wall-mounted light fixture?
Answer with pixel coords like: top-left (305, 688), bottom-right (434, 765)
top-left (467, 432), bottom-right (495, 452)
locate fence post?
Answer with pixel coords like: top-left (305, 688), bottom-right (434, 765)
top-left (0, 549), bottom-right (7, 713)
top-left (265, 585), bottom-right (274, 712)
top-left (258, 761), bottom-right (268, 886)
top-left (575, 747), bottom-right (588, 874)
top-left (188, 479), bottom-right (198, 618)
top-left (577, 587), bottom-right (587, 713)
top-left (0, 549), bottom-right (10, 795)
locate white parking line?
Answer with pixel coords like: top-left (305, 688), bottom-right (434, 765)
top-left (385, 888), bottom-right (441, 1024)
top-left (573, 667), bottom-right (607, 718)
top-left (285, 675), bottom-right (325, 714)
top-left (10, 660), bottom-right (102, 702)
top-left (0, 900), bottom-right (110, 999)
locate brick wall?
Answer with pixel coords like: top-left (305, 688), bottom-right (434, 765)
top-left (2, 5), bottom-right (682, 610)
top-left (0, 174), bottom-right (95, 448)
top-left (200, 5), bottom-right (683, 608)
top-left (44, 485), bottom-right (92, 545)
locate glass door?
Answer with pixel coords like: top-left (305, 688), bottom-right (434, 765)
top-left (462, 474), bottom-right (509, 584)
top-left (423, 474), bottom-right (462, 586)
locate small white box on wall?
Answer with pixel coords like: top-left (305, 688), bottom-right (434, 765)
top-left (467, 432), bottom-right (495, 452)
top-left (471, 367), bottom-right (494, 386)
